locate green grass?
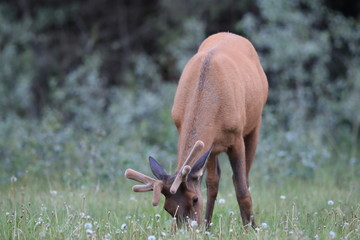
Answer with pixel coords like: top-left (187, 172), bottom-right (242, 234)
top-left (1, 168), bottom-right (359, 240)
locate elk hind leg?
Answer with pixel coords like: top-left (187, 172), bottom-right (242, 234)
top-left (228, 138), bottom-right (256, 228)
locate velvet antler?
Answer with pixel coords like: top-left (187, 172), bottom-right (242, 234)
top-left (125, 169), bottom-right (163, 206)
top-left (170, 140), bottom-right (204, 194)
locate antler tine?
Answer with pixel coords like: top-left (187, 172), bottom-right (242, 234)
top-left (125, 169), bottom-right (156, 184)
top-left (152, 181), bottom-right (163, 206)
top-left (169, 140), bottom-right (204, 194)
top-left (182, 140), bottom-right (204, 167)
top-left (132, 184), bottom-right (154, 192)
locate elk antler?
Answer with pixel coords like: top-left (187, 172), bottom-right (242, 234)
top-left (170, 140), bottom-right (204, 194)
top-left (125, 169), bottom-right (163, 206)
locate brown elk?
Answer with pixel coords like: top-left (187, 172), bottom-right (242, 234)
top-left (125, 32), bottom-right (268, 229)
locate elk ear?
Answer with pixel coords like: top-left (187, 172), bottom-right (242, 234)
top-left (149, 156), bottom-right (168, 181)
top-left (190, 147), bottom-right (212, 176)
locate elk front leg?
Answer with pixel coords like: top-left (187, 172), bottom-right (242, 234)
top-left (228, 138), bottom-right (257, 229)
top-left (205, 155), bottom-right (221, 229)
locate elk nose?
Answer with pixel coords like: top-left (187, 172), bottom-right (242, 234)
top-left (192, 197), bottom-right (199, 205)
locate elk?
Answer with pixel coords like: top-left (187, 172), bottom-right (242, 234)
top-left (125, 32), bottom-right (268, 229)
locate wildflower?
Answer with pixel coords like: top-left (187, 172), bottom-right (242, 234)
top-left (280, 195), bottom-right (286, 200)
top-left (86, 229), bottom-right (94, 235)
top-left (125, 215), bottom-right (131, 220)
top-left (161, 232), bottom-right (166, 236)
top-left (205, 231), bottom-right (210, 235)
top-left (105, 233), bottom-right (111, 240)
top-left (229, 228), bottom-right (234, 233)
top-left (255, 227), bottom-right (260, 232)
top-left (10, 176), bottom-right (17, 182)
top-left (148, 236), bottom-right (156, 240)
top-left (218, 198), bottom-right (226, 204)
top-left (329, 231), bottom-right (336, 239)
top-left (84, 222), bottom-right (93, 229)
top-left (50, 190), bottom-right (58, 196)
top-left (314, 234), bottom-right (319, 239)
top-left (40, 204), bottom-right (47, 212)
top-left (328, 200), bottom-right (334, 206)
top-left (35, 217), bottom-right (43, 229)
top-left (229, 211), bottom-right (234, 216)
top-left (190, 220), bottom-right (198, 227)
top-left (155, 214), bottom-right (161, 220)
top-left (261, 222), bottom-right (268, 229)
top-left (121, 223), bottom-right (127, 230)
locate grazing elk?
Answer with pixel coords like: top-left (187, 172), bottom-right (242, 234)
top-left (125, 32), bottom-right (268, 229)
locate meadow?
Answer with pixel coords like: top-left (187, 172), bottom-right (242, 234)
top-left (1, 85), bottom-right (359, 240)
top-left (1, 162), bottom-right (359, 239)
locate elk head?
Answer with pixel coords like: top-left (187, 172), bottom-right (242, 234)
top-left (125, 140), bottom-right (212, 226)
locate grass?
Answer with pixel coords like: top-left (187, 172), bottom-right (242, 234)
top-left (1, 166), bottom-right (359, 240)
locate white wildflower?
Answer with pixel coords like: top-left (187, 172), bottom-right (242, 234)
top-left (314, 234), bottom-right (319, 239)
top-left (161, 232), bottom-right (166, 236)
top-left (121, 223), bottom-right (127, 230)
top-left (261, 222), bottom-right (268, 229)
top-left (10, 176), bottom-right (17, 182)
top-left (329, 231), bottom-right (336, 239)
top-left (255, 227), bottom-right (260, 232)
top-left (148, 236), bottom-right (156, 240)
top-left (125, 215), bottom-right (131, 220)
top-left (218, 198), bottom-right (226, 204)
top-left (229, 228), bottom-right (234, 233)
top-left (328, 200), bottom-right (334, 206)
top-left (50, 190), bottom-right (58, 196)
top-left (280, 195), bottom-right (286, 200)
top-left (155, 214), bottom-right (161, 219)
top-left (205, 231), bottom-right (210, 235)
top-left (190, 220), bottom-right (198, 227)
top-left (105, 233), bottom-right (111, 240)
top-left (40, 204), bottom-right (47, 212)
top-left (86, 229), bottom-right (94, 235)
top-left (84, 222), bottom-right (93, 229)
top-left (229, 211), bottom-right (234, 216)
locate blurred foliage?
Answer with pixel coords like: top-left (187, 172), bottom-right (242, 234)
top-left (0, 0), bottom-right (359, 183)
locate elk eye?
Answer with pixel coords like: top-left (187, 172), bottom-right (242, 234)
top-left (191, 176), bottom-right (199, 181)
top-left (192, 197), bottom-right (198, 205)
